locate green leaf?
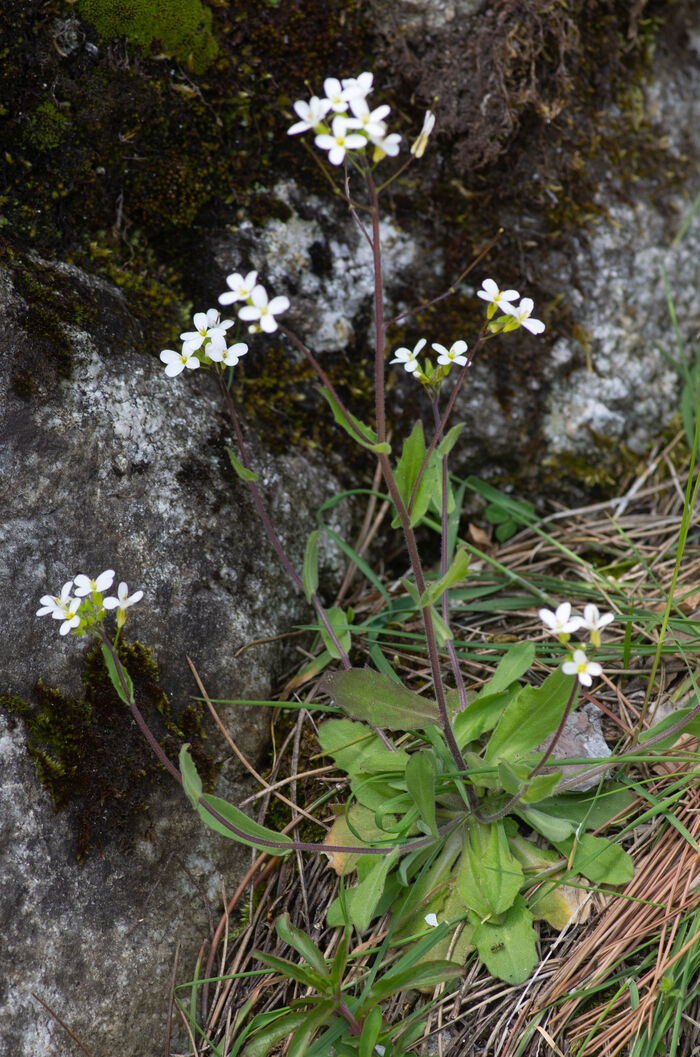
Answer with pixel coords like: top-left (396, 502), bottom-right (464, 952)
top-left (405, 751), bottom-right (438, 837)
top-left (472, 896), bottom-right (537, 985)
top-left (429, 606), bottom-right (453, 646)
top-left (287, 1002), bottom-right (337, 1057)
top-left (393, 421), bottom-right (438, 528)
top-left (197, 793), bottom-right (293, 854)
top-left (520, 769), bottom-right (564, 804)
top-left (485, 666), bottom-right (573, 763)
top-left (303, 530), bottom-right (321, 602)
top-left (359, 1007), bottom-right (382, 1057)
top-left (226, 446), bottom-right (259, 482)
top-left (517, 807), bottom-right (576, 843)
top-left (419, 549), bottom-right (470, 608)
top-left (275, 914), bottom-right (330, 980)
top-left (318, 606), bottom-right (352, 660)
top-left (452, 691), bottom-right (511, 750)
top-left (241, 1012), bottom-right (309, 1057)
top-left (319, 387), bottom-right (391, 453)
top-left (101, 644), bottom-right (134, 705)
top-left (253, 950), bottom-right (327, 991)
top-left (317, 719), bottom-right (384, 777)
top-left (179, 743), bottom-right (203, 808)
top-left (350, 848), bottom-right (399, 932)
top-left (322, 668), bottom-right (440, 730)
top-left (369, 960), bottom-right (461, 1001)
top-left (552, 833), bottom-right (634, 885)
top-left (475, 641), bottom-right (535, 699)
top-left (437, 423), bottom-right (464, 457)
top-left (456, 821), bottom-right (524, 917)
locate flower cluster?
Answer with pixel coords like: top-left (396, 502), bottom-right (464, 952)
top-left (288, 73), bottom-right (405, 165)
top-left (389, 336), bottom-right (469, 385)
top-left (37, 569), bottom-right (143, 634)
top-left (218, 271), bottom-right (290, 335)
top-left (539, 602), bottom-right (614, 686)
top-left (477, 278), bottom-right (545, 336)
top-left (160, 309), bottom-right (249, 378)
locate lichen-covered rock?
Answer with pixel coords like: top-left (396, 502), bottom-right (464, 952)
top-left (0, 253), bottom-right (348, 1057)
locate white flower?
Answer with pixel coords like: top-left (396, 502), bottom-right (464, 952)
top-left (389, 337), bottom-right (426, 374)
top-left (104, 582), bottom-right (144, 627)
top-left (580, 603), bottom-right (614, 647)
top-left (431, 340), bottom-right (468, 367)
top-left (73, 570), bottom-right (115, 597)
top-left (539, 603), bottom-right (583, 637)
top-left (159, 348), bottom-right (201, 378)
top-left (287, 96), bottom-right (332, 135)
top-left (503, 297), bottom-right (545, 335)
top-left (346, 97), bottom-right (390, 140)
top-left (36, 580), bottom-right (74, 618)
top-left (562, 649), bottom-right (603, 688)
top-left (237, 285), bottom-right (290, 334)
top-left (322, 77), bottom-right (352, 113)
top-left (410, 110), bottom-right (436, 158)
top-left (58, 597), bottom-right (82, 636)
top-left (341, 72), bottom-right (373, 99)
top-left (370, 131), bottom-right (401, 159)
top-left (180, 309), bottom-right (233, 353)
top-left (315, 116), bottom-right (367, 166)
top-left (208, 341), bottom-right (249, 367)
top-left (374, 1047), bottom-right (386, 1057)
top-left (477, 278), bottom-right (519, 316)
top-left (219, 270), bottom-right (259, 306)
top-left (424, 912), bottom-right (439, 927)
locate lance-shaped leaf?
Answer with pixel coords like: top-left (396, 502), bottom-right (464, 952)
top-left (393, 421), bottom-right (439, 528)
top-left (350, 847), bottom-right (399, 932)
top-left (319, 387), bottom-right (391, 454)
top-left (226, 446), bottom-right (259, 482)
top-left (322, 668), bottom-right (440, 730)
top-left (101, 644), bottom-right (134, 706)
top-left (419, 548), bottom-right (470, 608)
top-left (551, 833), bottom-right (634, 885)
top-left (405, 751), bottom-right (438, 837)
top-left (302, 530), bottom-right (320, 602)
top-left (181, 744), bottom-right (293, 854)
top-left (319, 605), bottom-right (352, 659)
top-left (456, 820), bottom-right (523, 918)
top-left (485, 665), bottom-right (573, 763)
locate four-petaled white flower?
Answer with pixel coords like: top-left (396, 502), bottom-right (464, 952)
top-left (287, 96), bottom-right (332, 136)
top-left (341, 72), bottom-right (373, 99)
top-left (477, 278), bottom-right (519, 317)
top-left (219, 270), bottom-right (259, 306)
top-left (36, 580), bottom-right (74, 618)
top-left (424, 912), bottom-right (439, 927)
top-left (74, 569), bottom-right (115, 597)
top-left (315, 116), bottom-right (367, 166)
top-left (579, 603), bottom-right (614, 647)
top-left (346, 98), bottom-right (390, 140)
top-left (104, 582), bottom-right (144, 627)
top-left (410, 110), bottom-right (436, 158)
top-left (159, 348), bottom-right (201, 378)
top-left (180, 309), bottom-right (233, 353)
top-left (237, 285), bottom-right (290, 333)
top-left (539, 603), bottom-right (583, 637)
top-left (432, 340), bottom-right (469, 367)
top-left (370, 130), bottom-right (401, 159)
top-left (503, 297), bottom-right (545, 335)
top-left (58, 597), bottom-right (82, 636)
top-left (390, 338), bottom-right (426, 374)
top-left (322, 77), bottom-right (353, 113)
top-left (562, 649), bottom-right (603, 688)
top-left (208, 341), bottom-right (249, 367)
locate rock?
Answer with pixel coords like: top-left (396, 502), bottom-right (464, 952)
top-left (0, 252), bottom-right (348, 1057)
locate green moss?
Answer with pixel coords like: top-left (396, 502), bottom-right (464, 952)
top-left (78, 0), bottom-right (219, 74)
top-left (23, 99), bottom-right (70, 151)
top-left (1, 640), bottom-right (214, 862)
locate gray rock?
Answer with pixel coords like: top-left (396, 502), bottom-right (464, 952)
top-left (1, 253), bottom-right (348, 1057)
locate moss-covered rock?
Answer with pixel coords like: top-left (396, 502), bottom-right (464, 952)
top-left (78, 0), bottom-right (219, 73)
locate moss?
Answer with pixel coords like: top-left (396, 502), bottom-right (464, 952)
top-left (78, 0), bottom-right (219, 74)
top-left (23, 99), bottom-right (70, 151)
top-left (1, 640), bottom-right (214, 863)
